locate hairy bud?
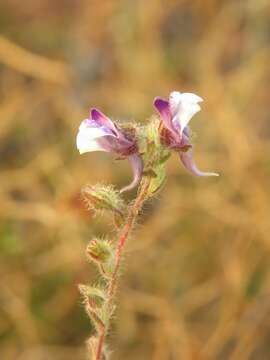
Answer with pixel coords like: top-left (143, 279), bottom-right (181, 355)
top-left (79, 284), bottom-right (107, 334)
top-left (78, 284), bottom-right (106, 308)
top-left (86, 238), bottom-right (113, 263)
top-left (86, 238), bottom-right (116, 279)
top-left (81, 184), bottom-right (126, 219)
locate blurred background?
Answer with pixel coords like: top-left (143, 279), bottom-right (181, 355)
top-left (0, 0), bottom-right (270, 359)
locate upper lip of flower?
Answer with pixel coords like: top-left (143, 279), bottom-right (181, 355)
top-left (90, 108), bottom-right (118, 135)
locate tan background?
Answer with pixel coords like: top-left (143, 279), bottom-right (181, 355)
top-left (0, 0), bottom-right (269, 359)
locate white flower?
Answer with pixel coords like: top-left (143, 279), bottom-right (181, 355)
top-left (76, 108), bottom-right (144, 192)
top-left (169, 91), bottom-right (203, 136)
top-left (154, 92), bottom-right (218, 177)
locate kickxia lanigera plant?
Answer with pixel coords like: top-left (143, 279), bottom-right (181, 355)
top-left (76, 91), bottom-right (218, 359)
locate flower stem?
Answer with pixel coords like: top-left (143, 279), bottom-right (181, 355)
top-left (95, 177), bottom-right (151, 359)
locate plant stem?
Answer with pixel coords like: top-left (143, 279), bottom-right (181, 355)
top-left (109, 178), bottom-right (150, 298)
top-left (95, 177), bottom-right (151, 359)
top-left (95, 328), bottom-right (105, 360)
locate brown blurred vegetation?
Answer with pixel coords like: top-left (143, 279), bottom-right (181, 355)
top-left (0, 0), bottom-right (270, 359)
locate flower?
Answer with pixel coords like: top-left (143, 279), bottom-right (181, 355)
top-left (154, 91), bottom-right (219, 177)
top-left (76, 108), bottom-right (143, 192)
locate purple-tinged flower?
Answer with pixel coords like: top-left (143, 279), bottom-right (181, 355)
top-left (154, 91), bottom-right (219, 177)
top-left (77, 108), bottom-right (143, 192)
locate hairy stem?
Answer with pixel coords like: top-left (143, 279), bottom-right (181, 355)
top-left (95, 329), bottom-right (105, 360)
top-left (109, 179), bottom-right (150, 298)
top-left (95, 177), bottom-right (150, 359)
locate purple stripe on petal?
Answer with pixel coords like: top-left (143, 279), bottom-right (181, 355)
top-left (179, 149), bottom-right (219, 177)
top-left (153, 97), bottom-right (177, 136)
top-left (90, 108), bottom-right (118, 134)
top-left (120, 154), bottom-right (144, 193)
top-left (83, 119), bottom-right (116, 137)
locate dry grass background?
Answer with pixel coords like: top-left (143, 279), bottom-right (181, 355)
top-left (0, 0), bottom-right (270, 359)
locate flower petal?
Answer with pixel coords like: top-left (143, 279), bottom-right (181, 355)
top-left (76, 120), bottom-right (115, 154)
top-left (169, 91), bottom-right (182, 117)
top-left (120, 154), bottom-right (144, 193)
top-left (90, 108), bottom-right (118, 134)
top-left (77, 136), bottom-right (106, 154)
top-left (179, 131), bottom-right (192, 151)
top-left (179, 92), bottom-right (203, 103)
top-left (172, 102), bottom-right (201, 134)
top-left (179, 149), bottom-right (219, 177)
top-left (169, 91), bottom-right (203, 136)
top-left (153, 97), bottom-right (177, 136)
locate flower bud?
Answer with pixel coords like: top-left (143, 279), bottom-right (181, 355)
top-left (81, 184), bottom-right (125, 219)
top-left (86, 238), bottom-right (112, 263)
top-left (78, 285), bottom-right (107, 333)
top-left (78, 284), bottom-right (106, 308)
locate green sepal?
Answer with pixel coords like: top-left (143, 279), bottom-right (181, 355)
top-left (147, 163), bottom-right (166, 196)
